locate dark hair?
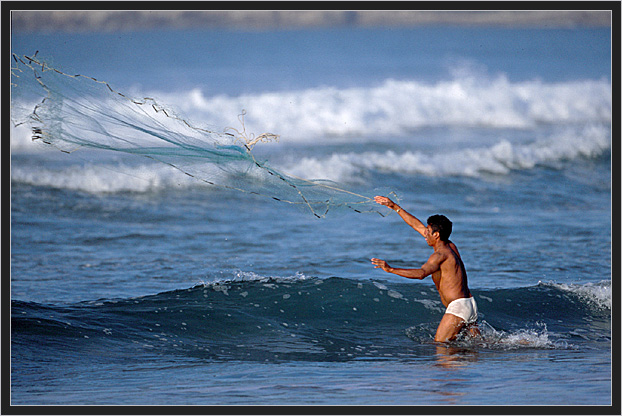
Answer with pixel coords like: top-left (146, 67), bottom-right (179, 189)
top-left (427, 214), bottom-right (452, 241)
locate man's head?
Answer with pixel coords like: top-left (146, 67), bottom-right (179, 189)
top-left (426, 214), bottom-right (452, 242)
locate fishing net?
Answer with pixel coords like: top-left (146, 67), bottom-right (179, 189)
top-left (10, 53), bottom-right (387, 218)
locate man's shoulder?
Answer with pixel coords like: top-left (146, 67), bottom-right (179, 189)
top-left (431, 242), bottom-right (461, 262)
top-left (447, 241), bottom-right (461, 257)
top-left (431, 247), bottom-right (451, 261)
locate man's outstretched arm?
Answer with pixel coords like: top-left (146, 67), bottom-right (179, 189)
top-left (374, 196), bottom-right (426, 237)
top-left (371, 256), bottom-right (440, 280)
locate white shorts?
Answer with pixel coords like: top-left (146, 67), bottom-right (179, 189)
top-left (446, 297), bottom-right (478, 324)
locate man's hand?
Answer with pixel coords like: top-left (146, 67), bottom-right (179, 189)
top-left (371, 258), bottom-right (392, 272)
top-left (374, 195), bottom-right (397, 210)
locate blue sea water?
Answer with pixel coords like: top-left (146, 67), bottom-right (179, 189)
top-left (9, 26), bottom-right (614, 407)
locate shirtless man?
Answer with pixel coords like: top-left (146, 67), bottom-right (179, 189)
top-left (371, 196), bottom-right (480, 343)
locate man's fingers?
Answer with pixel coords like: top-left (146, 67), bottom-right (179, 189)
top-left (371, 258), bottom-right (385, 268)
top-left (374, 195), bottom-right (393, 207)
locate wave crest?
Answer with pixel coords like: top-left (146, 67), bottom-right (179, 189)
top-left (281, 124), bottom-right (610, 181)
top-left (539, 280), bottom-right (611, 310)
top-left (161, 75), bottom-right (611, 141)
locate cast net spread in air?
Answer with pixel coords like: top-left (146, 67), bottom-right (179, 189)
top-left (10, 53), bottom-right (387, 218)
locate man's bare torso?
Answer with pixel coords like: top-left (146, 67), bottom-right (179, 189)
top-left (431, 240), bottom-right (471, 307)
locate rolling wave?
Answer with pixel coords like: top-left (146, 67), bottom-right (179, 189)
top-left (12, 276), bottom-right (611, 362)
top-left (11, 122), bottom-right (610, 192)
top-left (281, 124), bottom-right (611, 181)
top-left (156, 75), bottom-right (612, 140)
top-left (11, 74), bottom-right (611, 147)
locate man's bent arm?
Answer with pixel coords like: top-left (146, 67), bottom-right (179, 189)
top-left (371, 258), bottom-right (437, 280)
top-left (384, 267), bottom-right (428, 280)
top-left (374, 196), bottom-right (426, 237)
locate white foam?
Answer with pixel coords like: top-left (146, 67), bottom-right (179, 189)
top-left (10, 160), bottom-right (199, 193)
top-left (278, 124), bottom-right (611, 182)
top-left (542, 280), bottom-right (612, 310)
top-left (475, 321), bottom-right (570, 350)
top-left (198, 271), bottom-right (313, 287)
top-left (150, 75), bottom-right (611, 141)
top-left (11, 74), bottom-right (611, 150)
top-left (11, 122), bottom-right (610, 192)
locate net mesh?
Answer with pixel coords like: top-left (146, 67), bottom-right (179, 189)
top-left (11, 53), bottom-right (389, 218)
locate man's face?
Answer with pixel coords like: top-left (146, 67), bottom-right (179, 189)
top-left (425, 225), bottom-right (438, 246)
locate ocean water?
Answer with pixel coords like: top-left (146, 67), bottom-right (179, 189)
top-left (10, 26), bottom-right (614, 407)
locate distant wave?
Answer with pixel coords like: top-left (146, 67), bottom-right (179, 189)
top-left (280, 124), bottom-right (611, 181)
top-left (152, 75), bottom-right (611, 141)
top-left (10, 159), bottom-right (198, 193)
top-left (11, 122), bottom-right (610, 192)
top-left (11, 74), bottom-right (611, 149)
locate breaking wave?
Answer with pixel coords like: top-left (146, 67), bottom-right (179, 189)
top-left (282, 124), bottom-right (611, 181)
top-left (150, 75), bottom-right (612, 141)
top-left (12, 276), bottom-right (611, 362)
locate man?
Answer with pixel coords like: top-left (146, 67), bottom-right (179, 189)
top-left (371, 196), bottom-right (480, 343)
